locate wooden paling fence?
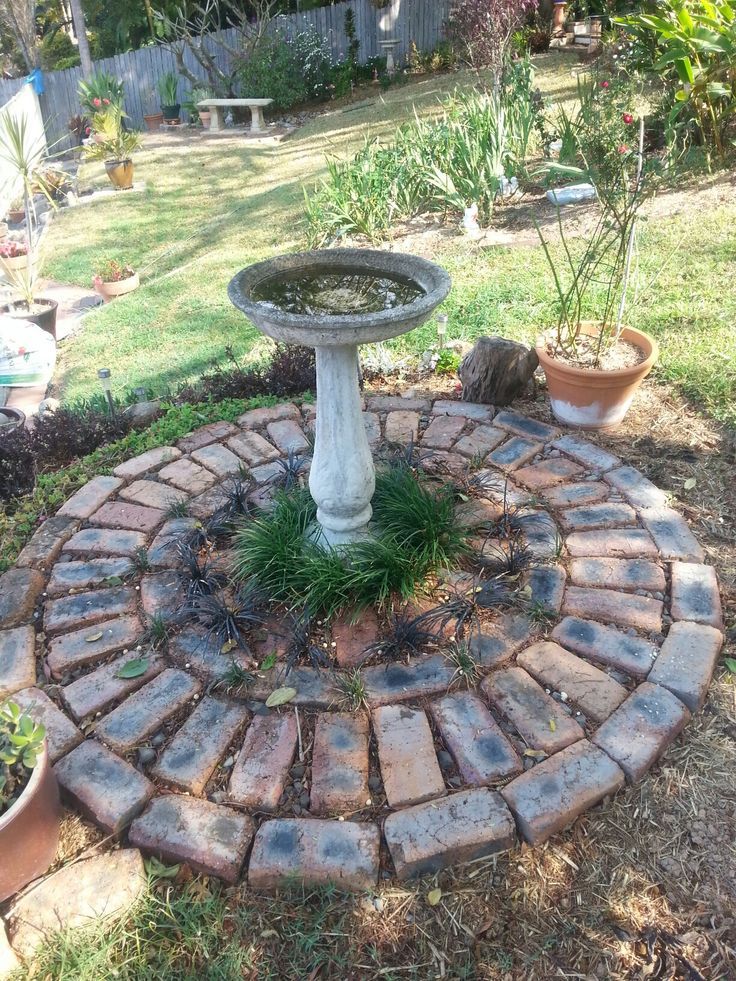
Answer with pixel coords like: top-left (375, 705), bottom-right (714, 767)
top-left (0, 0), bottom-right (450, 152)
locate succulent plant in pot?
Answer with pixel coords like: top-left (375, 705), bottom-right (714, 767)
top-left (535, 78), bottom-right (662, 430)
top-left (82, 103), bottom-right (142, 190)
top-left (92, 257), bottom-right (139, 302)
top-left (0, 700), bottom-right (61, 902)
top-left (0, 112), bottom-right (59, 337)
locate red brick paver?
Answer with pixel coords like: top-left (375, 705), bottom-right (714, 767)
top-left (229, 714), bottom-right (298, 811)
top-left (430, 692), bottom-right (522, 784)
top-left (373, 705), bottom-right (445, 807)
top-left (310, 712), bottom-right (370, 814)
top-left (647, 622), bottom-right (723, 713)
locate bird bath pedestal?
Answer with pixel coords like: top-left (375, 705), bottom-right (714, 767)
top-left (228, 249), bottom-right (450, 548)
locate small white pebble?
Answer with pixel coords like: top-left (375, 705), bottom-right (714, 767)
top-left (185, 662), bottom-right (191, 669)
top-left (560, 691), bottom-right (568, 702)
top-left (96, 711), bottom-right (101, 717)
top-left (136, 645), bottom-right (142, 651)
top-left (330, 642), bottom-right (336, 648)
top-left (338, 815), bottom-right (344, 821)
top-left (193, 694), bottom-right (199, 700)
top-left (545, 688), bottom-right (551, 694)
top-left (366, 799), bottom-right (372, 806)
top-left (135, 585), bottom-right (140, 591)
top-left (123, 648), bottom-right (129, 654)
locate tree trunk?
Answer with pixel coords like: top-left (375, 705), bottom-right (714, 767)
top-left (69, 0), bottom-right (93, 77)
top-left (459, 337), bottom-right (539, 406)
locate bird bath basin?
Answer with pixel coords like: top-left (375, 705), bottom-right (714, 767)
top-left (229, 249), bottom-right (451, 547)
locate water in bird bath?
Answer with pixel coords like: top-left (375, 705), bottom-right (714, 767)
top-left (250, 270), bottom-right (424, 316)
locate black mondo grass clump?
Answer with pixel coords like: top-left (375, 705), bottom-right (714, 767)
top-left (283, 608), bottom-right (332, 675)
top-left (271, 449), bottom-right (310, 492)
top-left (363, 606), bottom-right (442, 662)
top-left (181, 584), bottom-right (268, 652)
top-left (176, 541), bottom-right (228, 600)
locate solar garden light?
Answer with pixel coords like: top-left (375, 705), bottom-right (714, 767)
top-left (436, 312), bottom-right (449, 349)
top-left (97, 368), bottom-right (115, 416)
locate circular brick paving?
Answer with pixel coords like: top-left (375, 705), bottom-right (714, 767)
top-left (0, 395), bottom-right (724, 888)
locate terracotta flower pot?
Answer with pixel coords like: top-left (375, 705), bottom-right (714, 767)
top-left (144, 112), bottom-right (164, 132)
top-left (7, 209), bottom-right (24, 224)
top-left (105, 159), bottom-right (134, 190)
top-left (1, 252), bottom-right (31, 274)
top-left (0, 741), bottom-right (61, 903)
top-left (536, 322), bottom-right (659, 430)
top-left (199, 110), bottom-right (212, 129)
top-left (94, 272), bottom-right (140, 303)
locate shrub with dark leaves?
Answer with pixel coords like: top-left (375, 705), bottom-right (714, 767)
top-left (31, 407), bottom-right (132, 469)
top-left (262, 344), bottom-right (316, 397)
top-left (0, 426), bottom-right (36, 500)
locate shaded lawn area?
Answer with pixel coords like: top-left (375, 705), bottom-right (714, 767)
top-left (44, 55), bottom-right (736, 425)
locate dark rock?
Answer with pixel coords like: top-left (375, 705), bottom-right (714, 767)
top-left (437, 750), bottom-right (454, 771)
top-left (459, 336), bottom-right (538, 406)
top-left (138, 747), bottom-right (156, 766)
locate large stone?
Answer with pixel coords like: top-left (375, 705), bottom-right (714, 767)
top-left (515, 457), bottom-right (584, 491)
top-left (57, 475), bottom-right (124, 520)
top-left (118, 479), bottom-right (189, 510)
top-left (385, 410), bottom-right (419, 444)
top-left (517, 641), bottom-right (628, 723)
top-left (430, 691), bottom-right (522, 784)
top-left (362, 655), bottom-right (456, 706)
top-left (310, 712), bottom-right (370, 814)
top-left (62, 528), bottom-right (148, 558)
top-left (481, 667), bottom-right (584, 754)
top-left (0, 567), bottom-right (44, 629)
top-left (55, 739), bottom-right (155, 834)
top-left (177, 420), bottom-right (239, 454)
top-left (421, 414), bottom-right (466, 450)
top-left (158, 458), bottom-right (217, 495)
top-left (562, 585), bottom-right (663, 633)
top-left (113, 446), bottom-right (182, 480)
top-left (670, 562), bottom-right (722, 628)
top-left (565, 528), bottom-right (658, 559)
top-left (229, 713), bottom-right (298, 811)
top-left (237, 402), bottom-right (301, 428)
top-left (568, 557), bottom-right (665, 593)
top-left (0, 626), bottom-right (36, 698)
top-left (266, 419), bottom-right (309, 454)
top-left (458, 337), bottom-right (538, 406)
top-left (61, 650), bottom-right (165, 721)
top-left (46, 557), bottom-right (132, 598)
top-left (551, 435), bottom-right (621, 472)
top-left (95, 669), bottom-right (201, 753)
top-left (487, 436), bottom-right (544, 472)
top-left (15, 515), bottom-right (79, 569)
top-left (129, 796), bottom-right (254, 883)
top-left (88, 501), bottom-right (165, 534)
top-left (501, 740), bottom-right (625, 844)
top-left (453, 425), bottom-right (507, 458)
top-left (639, 506), bottom-right (705, 562)
top-left (152, 696), bottom-right (250, 794)
top-left (6, 850), bottom-right (146, 958)
top-left (227, 430), bottom-right (280, 466)
top-left (384, 788), bottom-right (516, 879)
top-left (647, 621), bottom-right (723, 713)
top-left (248, 818), bottom-right (380, 892)
top-left (11, 687), bottom-right (82, 762)
top-left (190, 443), bottom-right (244, 478)
top-left (592, 682), bottom-right (690, 782)
top-left (552, 616), bottom-right (657, 679)
top-left (372, 705), bottom-right (445, 807)
top-left (47, 614), bottom-right (144, 677)
top-left (432, 398), bottom-right (494, 421)
top-left (43, 586), bottom-right (137, 637)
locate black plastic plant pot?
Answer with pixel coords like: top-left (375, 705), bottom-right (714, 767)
top-left (2, 298), bottom-right (59, 339)
top-left (161, 104), bottom-right (181, 121)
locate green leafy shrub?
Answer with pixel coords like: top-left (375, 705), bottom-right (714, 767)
top-left (616, 0), bottom-right (736, 166)
top-left (236, 22), bottom-right (333, 111)
top-left (0, 700), bottom-right (46, 816)
top-left (304, 62), bottom-right (545, 244)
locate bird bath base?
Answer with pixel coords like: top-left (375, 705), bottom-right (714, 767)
top-left (228, 250), bottom-right (451, 550)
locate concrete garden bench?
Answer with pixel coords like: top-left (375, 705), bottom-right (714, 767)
top-left (196, 98), bottom-right (273, 134)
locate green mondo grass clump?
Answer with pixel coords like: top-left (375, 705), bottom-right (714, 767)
top-left (231, 467), bottom-right (473, 618)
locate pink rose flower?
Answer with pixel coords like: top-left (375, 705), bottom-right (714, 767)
top-left (622, 112), bottom-right (634, 124)
top-left (103, 98), bottom-right (110, 105)
top-left (600, 80), bottom-right (610, 89)
top-left (617, 144), bottom-right (629, 154)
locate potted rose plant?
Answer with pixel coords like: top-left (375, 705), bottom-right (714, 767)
top-left (0, 112), bottom-right (59, 337)
top-left (535, 80), bottom-right (660, 430)
top-left (0, 700), bottom-right (61, 903)
top-left (93, 258), bottom-right (139, 302)
top-left (82, 104), bottom-right (142, 190)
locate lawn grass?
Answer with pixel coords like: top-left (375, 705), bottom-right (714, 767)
top-left (45, 53), bottom-right (736, 423)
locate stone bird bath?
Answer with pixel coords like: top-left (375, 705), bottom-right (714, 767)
top-left (228, 249), bottom-right (451, 547)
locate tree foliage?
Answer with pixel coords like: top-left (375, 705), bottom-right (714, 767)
top-left (449, 0), bottom-right (538, 80)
